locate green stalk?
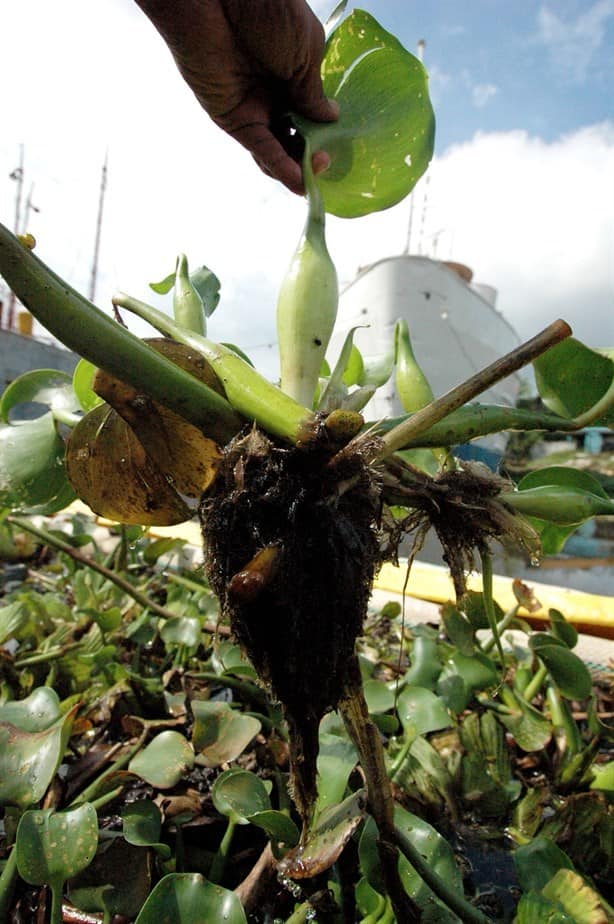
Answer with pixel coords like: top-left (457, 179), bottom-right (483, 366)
top-left (481, 605), bottom-right (519, 654)
top-left (112, 292), bottom-right (318, 447)
top-left (522, 662), bottom-right (548, 703)
top-left (378, 320), bottom-right (572, 458)
top-left (393, 826), bottom-right (492, 924)
top-left (0, 847), bottom-right (18, 921)
top-left (0, 222), bottom-right (240, 444)
top-left (374, 403), bottom-right (585, 449)
top-left (480, 550), bottom-right (505, 666)
top-left (50, 882), bottom-right (63, 924)
top-left (208, 818), bottom-right (237, 884)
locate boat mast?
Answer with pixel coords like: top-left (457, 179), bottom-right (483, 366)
top-left (89, 151), bottom-right (108, 303)
top-left (5, 145), bottom-right (25, 329)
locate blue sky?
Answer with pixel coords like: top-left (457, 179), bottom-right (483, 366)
top-left (1, 1), bottom-right (613, 368)
top-left (386, 0), bottom-right (614, 147)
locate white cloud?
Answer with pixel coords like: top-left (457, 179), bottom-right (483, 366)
top-left (472, 83), bottom-right (498, 108)
top-left (537, 0), bottom-right (614, 82)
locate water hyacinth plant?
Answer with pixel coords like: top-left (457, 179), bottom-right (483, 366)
top-left (1, 7), bottom-right (614, 922)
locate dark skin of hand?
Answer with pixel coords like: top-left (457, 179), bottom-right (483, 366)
top-left (134, 0), bottom-right (339, 194)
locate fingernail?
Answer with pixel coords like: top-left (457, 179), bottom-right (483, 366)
top-left (314, 152), bottom-right (331, 175)
top-left (327, 98), bottom-right (340, 118)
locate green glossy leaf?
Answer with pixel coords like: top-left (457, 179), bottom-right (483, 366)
top-left (72, 358), bottom-right (103, 412)
top-left (397, 686), bottom-right (451, 739)
top-left (497, 691), bottom-right (553, 753)
top-left (529, 640), bottom-right (592, 700)
top-left (144, 537), bottom-right (188, 566)
top-left (248, 809), bottom-right (300, 847)
top-left (282, 789), bottom-right (367, 879)
top-left (519, 467), bottom-right (611, 500)
top-left (160, 615), bottom-right (202, 653)
top-left (0, 600), bottom-right (28, 645)
top-left (363, 679), bottom-right (396, 714)
top-left (190, 265), bottom-right (221, 318)
top-left (0, 687), bottom-right (61, 731)
top-left (212, 769), bottom-right (270, 824)
top-left (220, 342), bottom-right (255, 367)
top-left (0, 705), bottom-right (77, 808)
top-left (437, 651), bottom-right (498, 712)
top-left (359, 804), bottom-right (463, 911)
top-left (16, 803), bottom-right (98, 887)
top-left (0, 413), bottom-right (76, 513)
top-left (441, 603), bottom-right (475, 654)
top-left (122, 799), bottom-right (171, 859)
top-left (548, 609), bottom-right (578, 649)
top-left (149, 271), bottom-right (175, 295)
top-left (295, 10), bottom-right (435, 217)
top-left (403, 633), bottom-right (442, 690)
top-left (514, 890), bottom-right (575, 924)
top-left (342, 343), bottom-right (365, 387)
top-left (462, 590), bottom-right (505, 632)
top-left (514, 836), bottom-right (575, 893)
top-left (191, 700), bottom-right (261, 767)
top-left (134, 873), bottom-right (247, 924)
top-left (590, 760), bottom-right (614, 796)
top-left (360, 345), bottom-right (396, 387)
top-left (0, 368), bottom-right (79, 423)
top-left (534, 338), bottom-right (614, 427)
top-left (542, 869), bottom-right (610, 923)
top-left (129, 731), bottom-right (195, 789)
top-left (509, 787), bottom-right (548, 842)
top-left (316, 728), bottom-right (358, 815)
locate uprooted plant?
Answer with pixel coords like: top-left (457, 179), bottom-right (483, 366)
top-left (1, 7), bottom-right (613, 922)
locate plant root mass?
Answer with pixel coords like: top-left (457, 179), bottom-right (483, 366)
top-left (200, 426), bottom-right (382, 821)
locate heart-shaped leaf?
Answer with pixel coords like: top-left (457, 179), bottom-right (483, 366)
top-left (534, 338), bottom-right (614, 427)
top-left (0, 705), bottom-right (78, 808)
top-left (191, 700), bottom-right (261, 767)
top-left (247, 809), bottom-right (300, 847)
top-left (496, 691), bottom-right (553, 753)
top-left (514, 836), bottom-right (575, 893)
top-left (295, 10), bottom-right (435, 217)
top-left (0, 413), bottom-right (76, 514)
top-left (397, 686), bottom-right (451, 739)
top-left (16, 803), bottom-right (98, 887)
top-left (211, 769), bottom-right (270, 824)
top-left (0, 368), bottom-right (80, 423)
top-left (66, 403), bottom-right (191, 525)
top-left (134, 873), bottom-right (247, 924)
top-left (529, 639), bottom-right (592, 700)
top-left (94, 340), bottom-right (222, 497)
top-left (72, 358), bottom-right (103, 412)
top-left (0, 686), bottom-right (62, 732)
top-left (129, 731), bottom-right (194, 789)
top-left (122, 799), bottom-right (172, 859)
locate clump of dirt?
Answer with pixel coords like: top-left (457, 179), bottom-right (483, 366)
top-left (200, 427), bottom-right (382, 822)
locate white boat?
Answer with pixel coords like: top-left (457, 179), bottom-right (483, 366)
top-left (328, 254), bottom-right (522, 465)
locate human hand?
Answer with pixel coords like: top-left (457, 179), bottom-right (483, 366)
top-left (135, 0), bottom-right (339, 194)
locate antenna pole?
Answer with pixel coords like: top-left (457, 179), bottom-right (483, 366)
top-left (6, 144), bottom-right (25, 329)
top-left (89, 150), bottom-right (108, 303)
